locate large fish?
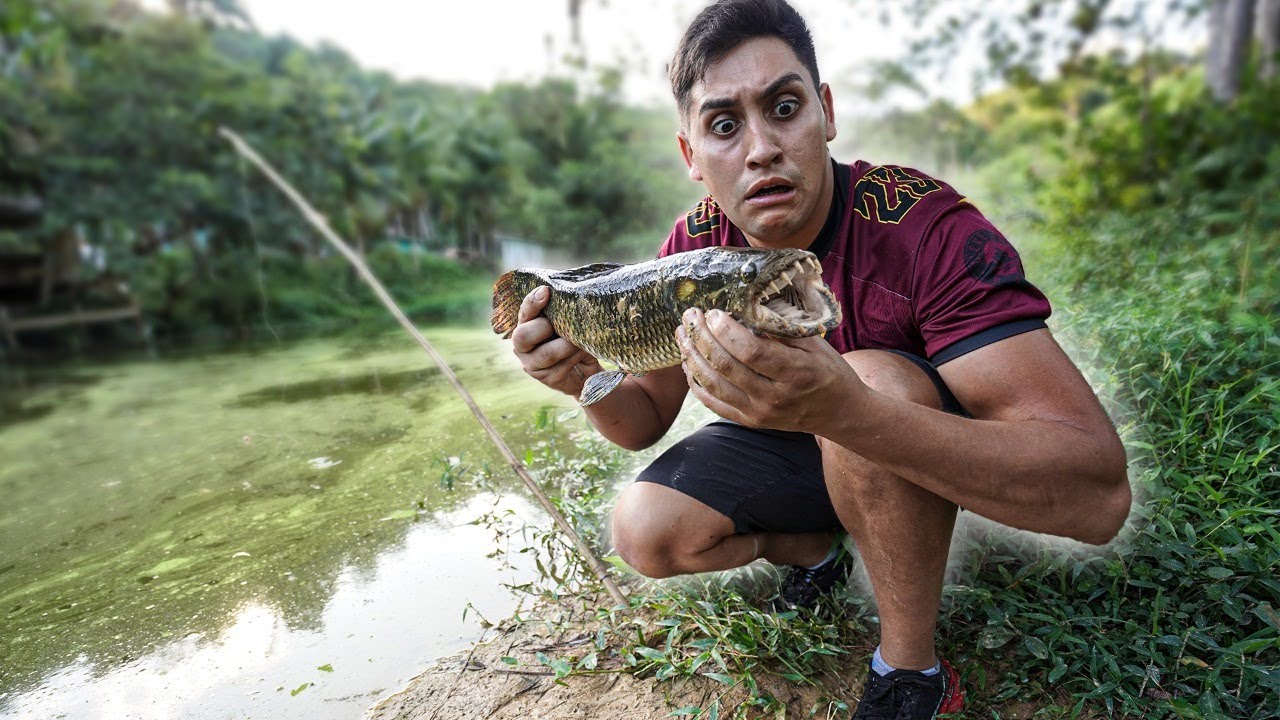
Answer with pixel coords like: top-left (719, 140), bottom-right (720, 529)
top-left (491, 246), bottom-right (842, 406)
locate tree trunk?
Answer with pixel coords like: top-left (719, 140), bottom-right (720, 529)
top-left (1261, 0), bottom-right (1280, 80)
top-left (1208, 0), bottom-right (1257, 102)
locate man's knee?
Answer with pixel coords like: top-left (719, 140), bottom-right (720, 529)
top-left (611, 481), bottom-right (734, 579)
top-left (611, 483), bottom-right (686, 578)
top-left (841, 350), bottom-right (946, 411)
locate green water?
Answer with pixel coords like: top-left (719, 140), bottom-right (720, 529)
top-left (0, 326), bottom-right (570, 718)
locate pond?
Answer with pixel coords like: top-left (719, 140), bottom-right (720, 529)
top-left (0, 326), bottom-right (579, 719)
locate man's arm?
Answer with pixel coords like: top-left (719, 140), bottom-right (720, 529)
top-left (510, 286), bottom-right (688, 451)
top-left (676, 308), bottom-right (1130, 545)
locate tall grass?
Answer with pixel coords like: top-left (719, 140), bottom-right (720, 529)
top-left (973, 211), bottom-right (1279, 718)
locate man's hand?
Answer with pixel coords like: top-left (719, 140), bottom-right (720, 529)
top-left (511, 286), bottom-right (603, 398)
top-left (675, 307), bottom-right (867, 434)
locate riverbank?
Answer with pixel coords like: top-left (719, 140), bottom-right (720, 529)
top-left (367, 589), bottom-right (869, 720)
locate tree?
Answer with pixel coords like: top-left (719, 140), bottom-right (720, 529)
top-left (1261, 0), bottom-right (1280, 80)
top-left (166, 0), bottom-right (253, 30)
top-left (849, 0), bottom-right (1277, 105)
top-left (1207, 0), bottom-right (1255, 101)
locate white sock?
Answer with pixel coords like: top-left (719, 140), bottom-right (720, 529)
top-left (803, 544), bottom-right (839, 570)
top-left (871, 646), bottom-right (941, 676)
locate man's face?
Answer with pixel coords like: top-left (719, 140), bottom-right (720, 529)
top-left (678, 36), bottom-right (837, 249)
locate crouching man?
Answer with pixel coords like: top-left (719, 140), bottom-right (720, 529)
top-left (506, 1), bottom-right (1130, 716)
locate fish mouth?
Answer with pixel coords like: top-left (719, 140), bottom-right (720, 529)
top-left (748, 254), bottom-right (841, 338)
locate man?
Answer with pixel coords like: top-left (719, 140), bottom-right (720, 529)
top-left (507, 1), bottom-right (1131, 717)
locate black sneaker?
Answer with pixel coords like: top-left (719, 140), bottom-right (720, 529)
top-left (852, 658), bottom-right (965, 719)
top-left (773, 545), bottom-right (853, 610)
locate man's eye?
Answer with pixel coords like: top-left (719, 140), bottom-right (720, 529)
top-left (774, 99), bottom-right (800, 118)
top-left (711, 118), bottom-right (738, 135)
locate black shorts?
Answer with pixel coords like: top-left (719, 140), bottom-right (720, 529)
top-left (636, 350), bottom-right (966, 535)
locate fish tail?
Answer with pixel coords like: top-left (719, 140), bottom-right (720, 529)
top-left (490, 270), bottom-right (522, 338)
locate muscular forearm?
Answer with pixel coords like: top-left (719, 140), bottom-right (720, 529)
top-left (826, 387), bottom-right (1130, 544)
top-left (674, 310), bottom-right (1130, 544)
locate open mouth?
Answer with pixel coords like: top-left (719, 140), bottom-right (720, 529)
top-left (751, 255), bottom-right (841, 337)
top-left (749, 184), bottom-right (791, 199)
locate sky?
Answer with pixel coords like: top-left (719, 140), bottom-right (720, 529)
top-left (206, 0), bottom-right (943, 116)
top-left (138, 0), bottom-right (1205, 124)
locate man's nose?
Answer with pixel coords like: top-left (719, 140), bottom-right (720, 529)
top-left (744, 121), bottom-right (782, 168)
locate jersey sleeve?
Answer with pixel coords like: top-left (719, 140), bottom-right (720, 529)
top-left (911, 202), bottom-right (1051, 364)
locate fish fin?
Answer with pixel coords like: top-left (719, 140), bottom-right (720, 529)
top-left (548, 263), bottom-right (623, 283)
top-left (579, 370), bottom-right (627, 407)
top-left (490, 270), bottom-right (522, 338)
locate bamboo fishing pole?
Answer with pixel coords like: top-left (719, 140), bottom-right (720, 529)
top-left (218, 127), bottom-right (627, 608)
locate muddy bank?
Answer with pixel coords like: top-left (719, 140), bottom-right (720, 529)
top-left (365, 592), bottom-right (867, 720)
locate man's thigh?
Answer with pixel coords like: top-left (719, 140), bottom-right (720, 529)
top-left (635, 420), bottom-right (842, 535)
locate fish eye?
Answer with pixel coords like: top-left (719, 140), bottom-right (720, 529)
top-left (740, 261), bottom-right (757, 282)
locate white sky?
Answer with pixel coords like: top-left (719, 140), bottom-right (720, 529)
top-left (220, 0), bottom-right (932, 116)
top-left (140, 0), bottom-right (1204, 120)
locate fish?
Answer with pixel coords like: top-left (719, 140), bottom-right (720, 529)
top-left (491, 246), bottom-right (842, 406)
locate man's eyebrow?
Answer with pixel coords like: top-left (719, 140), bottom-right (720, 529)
top-left (758, 72), bottom-right (804, 101)
top-left (698, 96), bottom-right (736, 115)
top-left (697, 72), bottom-right (806, 116)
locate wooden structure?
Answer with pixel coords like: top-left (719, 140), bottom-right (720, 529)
top-left (0, 231), bottom-right (146, 350)
top-left (0, 302), bottom-right (144, 349)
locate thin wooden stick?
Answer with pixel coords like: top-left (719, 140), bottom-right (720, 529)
top-left (218, 126), bottom-right (627, 608)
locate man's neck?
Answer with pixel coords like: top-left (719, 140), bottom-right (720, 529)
top-left (806, 158), bottom-right (851, 260)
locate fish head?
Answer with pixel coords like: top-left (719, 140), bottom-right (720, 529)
top-left (668, 247), bottom-right (841, 338)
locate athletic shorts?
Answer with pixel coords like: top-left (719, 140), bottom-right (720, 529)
top-left (635, 350), bottom-right (967, 535)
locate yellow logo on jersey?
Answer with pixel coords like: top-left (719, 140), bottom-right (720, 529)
top-left (852, 166), bottom-right (943, 225)
top-left (685, 198), bottom-right (722, 238)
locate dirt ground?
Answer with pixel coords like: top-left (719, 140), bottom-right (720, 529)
top-left (364, 594), bottom-right (865, 720)
top-left (364, 591), bottom-right (1062, 720)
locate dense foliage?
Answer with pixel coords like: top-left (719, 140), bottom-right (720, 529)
top-left (0, 0), bottom-right (691, 339)
top-left (944, 50), bottom-right (1279, 717)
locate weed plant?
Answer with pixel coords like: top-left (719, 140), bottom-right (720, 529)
top-left (969, 210), bottom-right (1278, 719)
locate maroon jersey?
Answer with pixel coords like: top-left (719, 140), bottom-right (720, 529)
top-left (659, 160), bottom-right (1051, 364)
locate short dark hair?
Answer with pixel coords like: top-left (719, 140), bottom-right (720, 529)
top-left (669, 0), bottom-right (820, 120)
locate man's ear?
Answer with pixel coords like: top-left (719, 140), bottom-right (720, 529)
top-left (677, 131), bottom-right (704, 182)
top-left (819, 83), bottom-right (837, 142)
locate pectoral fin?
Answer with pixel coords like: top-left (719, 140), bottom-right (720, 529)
top-left (580, 370), bottom-right (628, 406)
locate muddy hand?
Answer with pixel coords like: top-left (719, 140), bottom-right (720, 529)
top-left (676, 307), bottom-right (863, 433)
top-left (510, 286), bottom-right (602, 397)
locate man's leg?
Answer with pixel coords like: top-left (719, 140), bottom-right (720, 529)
top-left (612, 482), bottom-right (836, 577)
top-left (611, 422), bottom-right (842, 579)
top-left (818, 350), bottom-right (960, 671)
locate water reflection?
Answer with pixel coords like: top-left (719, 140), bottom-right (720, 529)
top-left (1, 494), bottom-right (543, 720)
